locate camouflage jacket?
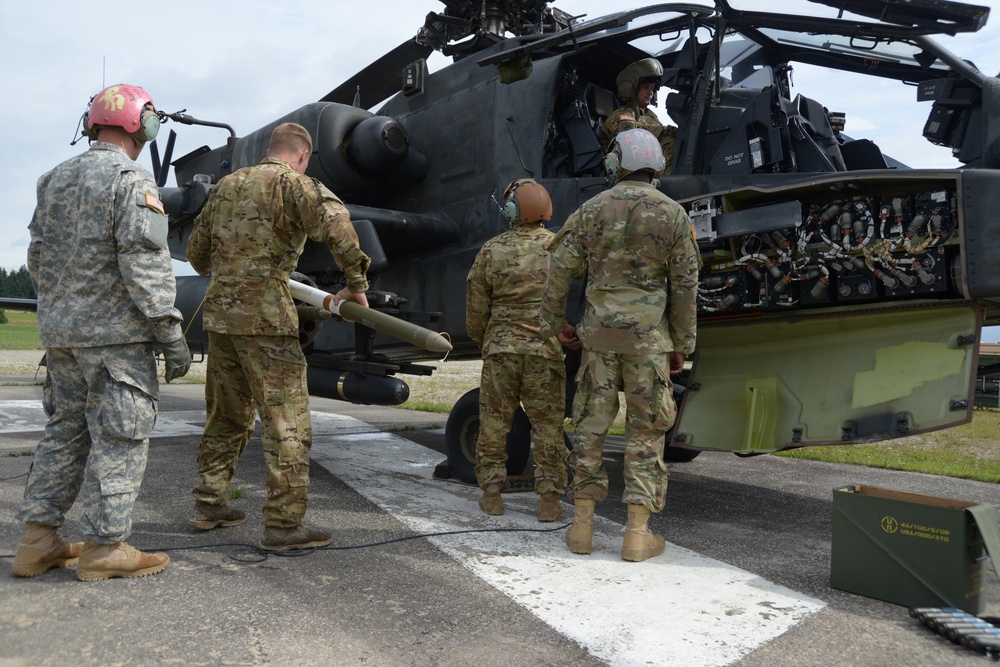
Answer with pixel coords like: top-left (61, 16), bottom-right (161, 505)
top-left (600, 104), bottom-right (678, 173)
top-left (28, 142), bottom-right (182, 347)
top-left (466, 224), bottom-right (563, 360)
top-left (540, 180), bottom-right (699, 355)
top-left (188, 157), bottom-right (371, 336)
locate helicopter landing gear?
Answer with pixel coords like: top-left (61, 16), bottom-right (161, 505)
top-left (444, 387), bottom-right (532, 485)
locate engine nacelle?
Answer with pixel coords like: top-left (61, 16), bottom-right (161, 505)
top-left (172, 102), bottom-right (428, 205)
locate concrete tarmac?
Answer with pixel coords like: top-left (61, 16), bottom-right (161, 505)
top-left (1, 378), bottom-right (999, 666)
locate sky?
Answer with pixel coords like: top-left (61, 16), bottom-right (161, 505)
top-left (3, 0), bottom-right (999, 330)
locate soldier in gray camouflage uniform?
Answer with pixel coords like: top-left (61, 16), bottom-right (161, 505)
top-left (187, 122), bottom-right (371, 552)
top-left (541, 128), bottom-right (699, 562)
top-left (600, 58), bottom-right (678, 176)
top-left (13, 84), bottom-right (190, 581)
top-left (466, 179), bottom-right (568, 521)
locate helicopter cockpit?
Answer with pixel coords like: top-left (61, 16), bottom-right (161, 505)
top-left (524, 0), bottom-right (994, 181)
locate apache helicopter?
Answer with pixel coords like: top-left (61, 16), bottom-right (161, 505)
top-left (148, 0), bottom-right (1000, 484)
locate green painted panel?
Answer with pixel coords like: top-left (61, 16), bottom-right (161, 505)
top-left (674, 305), bottom-right (979, 453)
top-left (853, 341), bottom-right (966, 408)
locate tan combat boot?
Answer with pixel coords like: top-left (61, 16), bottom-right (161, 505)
top-left (565, 498), bottom-right (595, 554)
top-left (537, 493), bottom-right (563, 522)
top-left (11, 522), bottom-right (84, 577)
top-left (76, 540), bottom-right (170, 581)
top-left (621, 503), bottom-right (665, 562)
top-left (478, 484), bottom-right (504, 516)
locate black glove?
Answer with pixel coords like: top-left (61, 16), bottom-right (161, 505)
top-left (159, 338), bottom-right (191, 383)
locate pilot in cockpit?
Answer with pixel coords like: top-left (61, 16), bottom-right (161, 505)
top-left (599, 58), bottom-right (678, 175)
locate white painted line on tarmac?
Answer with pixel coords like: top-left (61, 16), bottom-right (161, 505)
top-left (0, 400), bottom-right (47, 434)
top-left (308, 412), bottom-right (826, 667)
top-left (0, 399), bottom-right (826, 664)
top-left (0, 400), bottom-right (205, 438)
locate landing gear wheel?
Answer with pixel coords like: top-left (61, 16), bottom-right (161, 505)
top-left (662, 441), bottom-right (701, 462)
top-left (445, 387), bottom-right (532, 485)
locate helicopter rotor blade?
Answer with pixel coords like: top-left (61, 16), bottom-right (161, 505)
top-left (320, 39), bottom-right (433, 107)
top-left (150, 140), bottom-right (162, 184)
top-left (156, 130), bottom-right (177, 188)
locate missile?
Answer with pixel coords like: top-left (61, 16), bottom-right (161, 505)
top-left (307, 367), bottom-right (409, 405)
top-left (288, 279), bottom-right (452, 353)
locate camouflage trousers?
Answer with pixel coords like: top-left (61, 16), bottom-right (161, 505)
top-left (193, 332), bottom-right (312, 528)
top-left (570, 349), bottom-right (676, 512)
top-left (17, 344), bottom-right (159, 543)
top-left (475, 353), bottom-right (567, 495)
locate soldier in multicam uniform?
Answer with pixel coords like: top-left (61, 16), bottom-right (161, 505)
top-left (466, 179), bottom-right (568, 521)
top-left (540, 128), bottom-right (699, 562)
top-left (600, 58), bottom-right (678, 175)
top-left (187, 122), bottom-right (370, 552)
top-left (13, 84), bottom-right (190, 581)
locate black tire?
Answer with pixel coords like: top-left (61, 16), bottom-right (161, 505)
top-left (663, 441), bottom-right (701, 462)
top-left (445, 388), bottom-right (532, 485)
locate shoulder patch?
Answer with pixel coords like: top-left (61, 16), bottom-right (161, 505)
top-left (143, 193), bottom-right (166, 215)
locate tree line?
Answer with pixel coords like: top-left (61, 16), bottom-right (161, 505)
top-left (1, 266), bottom-right (36, 299)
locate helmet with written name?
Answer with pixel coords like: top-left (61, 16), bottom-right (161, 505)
top-left (603, 128), bottom-right (665, 182)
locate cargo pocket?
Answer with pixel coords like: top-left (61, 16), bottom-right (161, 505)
top-left (100, 349), bottom-right (158, 441)
top-left (279, 451), bottom-right (311, 489)
top-left (258, 340), bottom-right (307, 406)
top-left (99, 379), bottom-right (156, 441)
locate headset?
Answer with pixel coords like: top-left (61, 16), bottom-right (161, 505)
top-left (502, 180), bottom-right (526, 223)
top-left (135, 105), bottom-right (161, 143)
top-left (602, 150), bottom-right (622, 184)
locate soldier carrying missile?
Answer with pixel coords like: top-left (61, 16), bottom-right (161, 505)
top-left (185, 121), bottom-right (371, 552)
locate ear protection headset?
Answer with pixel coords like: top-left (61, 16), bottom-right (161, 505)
top-left (136, 105), bottom-right (161, 143)
top-left (602, 149), bottom-right (622, 184)
top-left (502, 180), bottom-right (525, 223)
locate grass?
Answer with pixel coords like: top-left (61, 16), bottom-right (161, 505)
top-left (402, 400), bottom-right (451, 414)
top-left (0, 310), bottom-right (207, 384)
top-left (775, 409), bottom-right (1000, 483)
top-left (0, 311), bottom-right (42, 350)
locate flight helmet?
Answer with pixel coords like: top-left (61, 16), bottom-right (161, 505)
top-left (501, 178), bottom-right (553, 224)
top-left (615, 58), bottom-right (664, 102)
top-left (603, 128), bottom-right (665, 182)
top-left (84, 84), bottom-right (160, 144)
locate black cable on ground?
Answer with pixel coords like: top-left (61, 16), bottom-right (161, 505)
top-left (0, 522), bottom-right (572, 564)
